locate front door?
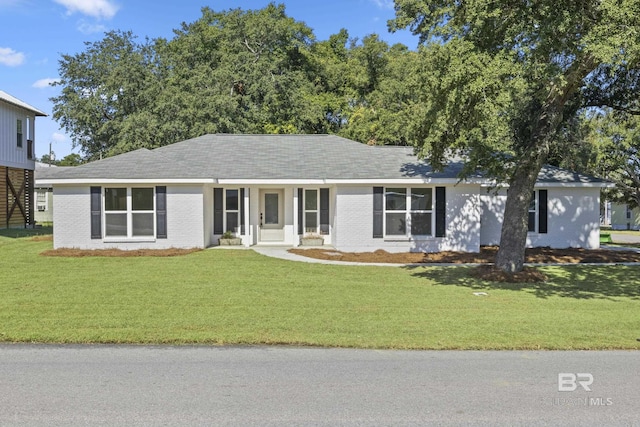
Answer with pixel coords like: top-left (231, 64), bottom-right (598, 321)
top-left (259, 189), bottom-right (284, 242)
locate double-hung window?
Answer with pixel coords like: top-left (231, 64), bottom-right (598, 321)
top-left (225, 189), bottom-right (240, 233)
top-left (104, 187), bottom-right (155, 238)
top-left (384, 188), bottom-right (433, 237)
top-left (528, 191), bottom-right (537, 232)
top-left (304, 189), bottom-right (319, 233)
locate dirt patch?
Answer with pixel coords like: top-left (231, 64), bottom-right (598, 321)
top-left (41, 248), bottom-right (202, 257)
top-left (470, 265), bottom-right (548, 283)
top-left (31, 235), bottom-right (53, 242)
top-left (289, 246), bottom-right (640, 264)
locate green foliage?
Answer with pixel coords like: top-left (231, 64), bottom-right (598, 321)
top-left (390, 0), bottom-right (640, 172)
top-left (58, 153), bottom-right (84, 166)
top-left (51, 4), bottom-right (341, 159)
top-left (584, 112), bottom-right (640, 208)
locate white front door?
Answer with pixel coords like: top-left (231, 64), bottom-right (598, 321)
top-left (259, 189), bottom-right (284, 242)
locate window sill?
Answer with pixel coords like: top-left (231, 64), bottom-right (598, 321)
top-left (103, 237), bottom-right (156, 243)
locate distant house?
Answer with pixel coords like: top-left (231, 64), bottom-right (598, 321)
top-left (610, 203), bottom-right (640, 230)
top-left (0, 90), bottom-right (47, 228)
top-left (39, 134), bottom-right (610, 252)
top-left (34, 162), bottom-right (67, 224)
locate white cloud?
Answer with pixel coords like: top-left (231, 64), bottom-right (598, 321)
top-left (32, 78), bottom-right (59, 88)
top-left (51, 132), bottom-right (67, 143)
top-left (77, 20), bottom-right (107, 34)
top-left (0, 47), bottom-right (25, 66)
top-left (370, 0), bottom-right (394, 9)
top-left (53, 0), bottom-right (119, 20)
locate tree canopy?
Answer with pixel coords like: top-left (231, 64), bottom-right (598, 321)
top-left (52, 3), bottom-right (417, 160)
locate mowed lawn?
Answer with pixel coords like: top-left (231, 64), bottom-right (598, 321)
top-left (1, 233), bottom-right (640, 349)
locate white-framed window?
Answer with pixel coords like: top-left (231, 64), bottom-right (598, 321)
top-left (104, 187), bottom-right (155, 238)
top-left (304, 189), bottom-right (319, 233)
top-left (384, 187), bottom-right (433, 237)
top-left (224, 189), bottom-right (240, 233)
top-left (528, 191), bottom-right (537, 232)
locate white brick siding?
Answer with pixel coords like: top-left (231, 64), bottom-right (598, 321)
top-left (334, 184), bottom-right (481, 253)
top-left (480, 187), bottom-right (601, 249)
top-left (53, 185), bottom-right (205, 250)
top-left (52, 182), bottom-right (601, 252)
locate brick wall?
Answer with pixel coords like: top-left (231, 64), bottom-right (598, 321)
top-left (334, 184), bottom-right (481, 253)
top-left (53, 185), bottom-right (206, 250)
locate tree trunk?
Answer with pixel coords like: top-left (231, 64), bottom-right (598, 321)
top-left (494, 55), bottom-right (596, 273)
top-left (494, 150), bottom-right (547, 273)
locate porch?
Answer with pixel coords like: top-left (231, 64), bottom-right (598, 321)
top-left (208, 186), bottom-right (333, 248)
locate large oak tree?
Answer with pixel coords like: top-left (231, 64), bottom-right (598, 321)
top-left (390, 0), bottom-right (640, 272)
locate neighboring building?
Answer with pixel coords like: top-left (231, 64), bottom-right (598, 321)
top-left (0, 90), bottom-right (47, 228)
top-left (39, 134), bottom-right (611, 252)
top-left (34, 162), bottom-right (64, 224)
top-left (610, 203), bottom-right (640, 230)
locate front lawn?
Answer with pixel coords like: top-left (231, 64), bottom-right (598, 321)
top-left (1, 234), bottom-right (639, 349)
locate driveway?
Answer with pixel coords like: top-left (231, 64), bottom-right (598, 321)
top-left (610, 232), bottom-right (640, 245)
top-left (0, 345), bottom-right (638, 426)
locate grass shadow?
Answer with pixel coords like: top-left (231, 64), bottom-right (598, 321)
top-left (0, 227), bottom-right (53, 239)
top-left (405, 265), bottom-right (640, 300)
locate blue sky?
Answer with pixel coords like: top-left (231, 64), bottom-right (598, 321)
top-left (0, 0), bottom-right (419, 159)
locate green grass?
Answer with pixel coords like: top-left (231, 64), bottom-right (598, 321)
top-left (1, 233), bottom-right (640, 349)
top-left (601, 227), bottom-right (640, 236)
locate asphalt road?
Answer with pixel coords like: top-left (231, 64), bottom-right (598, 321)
top-left (0, 345), bottom-right (638, 426)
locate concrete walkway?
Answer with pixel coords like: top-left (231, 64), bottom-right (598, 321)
top-left (609, 232), bottom-right (640, 244)
top-left (251, 246), bottom-right (407, 267)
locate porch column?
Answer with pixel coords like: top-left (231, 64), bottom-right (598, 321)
top-left (244, 187), bottom-right (251, 247)
top-left (293, 187), bottom-right (299, 247)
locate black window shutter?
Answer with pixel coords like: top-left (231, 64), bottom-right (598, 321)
top-left (156, 186), bottom-right (167, 239)
top-left (373, 187), bottom-right (383, 238)
top-left (90, 186), bottom-right (101, 239)
top-left (297, 188), bottom-right (303, 235)
top-left (214, 188), bottom-right (223, 234)
top-left (538, 189), bottom-right (548, 234)
top-left (320, 188), bottom-right (330, 235)
top-left (435, 186), bottom-right (446, 237)
top-left (240, 188), bottom-right (245, 234)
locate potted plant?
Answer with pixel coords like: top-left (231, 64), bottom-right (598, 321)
top-left (218, 230), bottom-right (242, 246)
top-left (300, 233), bottom-right (324, 246)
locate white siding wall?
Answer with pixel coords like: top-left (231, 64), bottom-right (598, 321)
top-left (610, 203), bottom-right (640, 230)
top-left (0, 103), bottom-right (36, 170)
top-left (334, 184), bottom-right (481, 253)
top-left (479, 189), bottom-right (506, 246)
top-left (480, 187), bottom-right (601, 249)
top-left (53, 185), bottom-right (206, 250)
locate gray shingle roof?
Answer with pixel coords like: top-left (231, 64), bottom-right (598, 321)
top-left (43, 134), bottom-right (608, 184)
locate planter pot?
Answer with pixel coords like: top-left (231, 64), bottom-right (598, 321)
top-left (219, 238), bottom-right (242, 246)
top-left (300, 238), bottom-right (324, 246)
